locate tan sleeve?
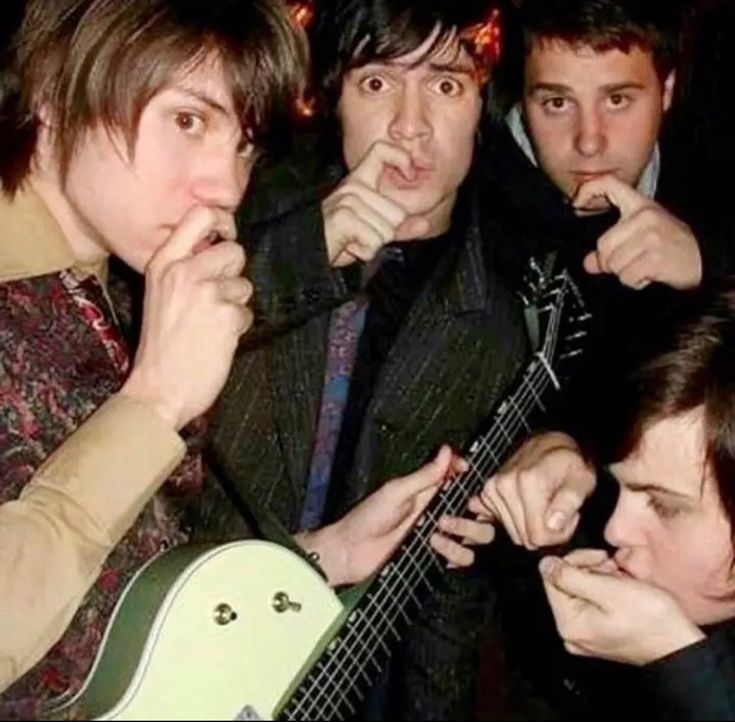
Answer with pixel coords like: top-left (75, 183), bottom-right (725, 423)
top-left (0, 393), bottom-right (185, 693)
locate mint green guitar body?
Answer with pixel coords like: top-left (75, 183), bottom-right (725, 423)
top-left (56, 541), bottom-right (347, 720)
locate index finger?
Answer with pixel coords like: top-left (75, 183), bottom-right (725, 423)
top-left (540, 557), bottom-right (617, 612)
top-left (352, 141), bottom-right (415, 190)
top-left (151, 206), bottom-right (237, 269)
top-left (573, 175), bottom-right (648, 218)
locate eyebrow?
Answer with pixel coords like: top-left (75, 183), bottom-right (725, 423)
top-left (171, 87), bottom-right (232, 118)
top-left (364, 60), bottom-right (475, 77)
top-left (529, 81), bottom-right (647, 95)
top-left (623, 482), bottom-right (695, 501)
top-left (599, 82), bottom-right (647, 94)
top-left (428, 62), bottom-right (476, 76)
top-left (528, 82), bottom-right (573, 95)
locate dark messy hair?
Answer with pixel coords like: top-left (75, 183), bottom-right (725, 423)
top-left (309, 0), bottom-right (503, 117)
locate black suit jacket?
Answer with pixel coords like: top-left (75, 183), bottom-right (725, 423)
top-left (199, 155), bottom-right (532, 719)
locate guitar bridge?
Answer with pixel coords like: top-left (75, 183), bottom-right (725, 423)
top-left (235, 705), bottom-right (264, 721)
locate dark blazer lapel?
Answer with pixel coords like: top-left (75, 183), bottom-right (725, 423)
top-left (347, 184), bottom-right (528, 502)
top-left (267, 312), bottom-right (330, 507)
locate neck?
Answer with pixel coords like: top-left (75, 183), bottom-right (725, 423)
top-left (28, 169), bottom-right (109, 268)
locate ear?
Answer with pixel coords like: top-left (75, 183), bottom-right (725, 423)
top-left (33, 94), bottom-right (55, 127)
top-left (33, 101), bottom-right (55, 147)
top-left (662, 70), bottom-right (676, 113)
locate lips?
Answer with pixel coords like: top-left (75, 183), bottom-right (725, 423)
top-left (612, 552), bottom-right (638, 579)
top-left (193, 232), bottom-right (220, 254)
top-left (572, 170), bottom-right (616, 182)
top-left (384, 162), bottom-right (433, 190)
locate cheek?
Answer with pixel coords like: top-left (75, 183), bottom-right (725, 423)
top-left (65, 143), bottom-right (140, 237)
top-left (610, 105), bottom-right (662, 159)
top-left (525, 108), bottom-right (569, 154)
top-left (432, 102), bottom-right (481, 178)
top-left (646, 521), bottom-right (735, 617)
top-left (133, 143), bottom-right (197, 225)
top-left (445, 106), bottom-right (478, 149)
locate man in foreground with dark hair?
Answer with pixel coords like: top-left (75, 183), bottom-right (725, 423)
top-left (478, 284), bottom-right (735, 719)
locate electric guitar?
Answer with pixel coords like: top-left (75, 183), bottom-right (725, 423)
top-left (54, 260), bottom-right (590, 721)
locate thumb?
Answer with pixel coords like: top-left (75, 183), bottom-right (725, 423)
top-left (395, 215), bottom-right (431, 241)
top-left (584, 251), bottom-right (603, 275)
top-left (546, 484), bottom-right (589, 533)
top-left (398, 445), bottom-right (453, 496)
top-left (151, 206), bottom-right (235, 269)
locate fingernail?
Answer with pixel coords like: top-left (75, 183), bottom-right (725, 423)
top-left (548, 511), bottom-right (566, 532)
top-left (539, 557), bottom-right (558, 577)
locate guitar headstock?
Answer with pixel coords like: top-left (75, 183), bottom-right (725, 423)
top-left (519, 257), bottom-right (592, 386)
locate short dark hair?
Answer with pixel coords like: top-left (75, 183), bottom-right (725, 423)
top-left (0, 0), bottom-right (308, 196)
top-left (309, 0), bottom-right (503, 118)
top-left (603, 283), bottom-right (735, 546)
top-left (493, 0), bottom-right (683, 112)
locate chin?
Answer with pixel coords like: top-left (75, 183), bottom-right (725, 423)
top-left (387, 187), bottom-right (445, 215)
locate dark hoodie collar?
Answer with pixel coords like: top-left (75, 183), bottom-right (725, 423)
top-left (479, 122), bottom-right (622, 263)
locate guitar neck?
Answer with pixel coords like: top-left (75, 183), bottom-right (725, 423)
top-left (278, 356), bottom-right (557, 721)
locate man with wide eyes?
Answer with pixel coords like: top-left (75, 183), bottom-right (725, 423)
top-left (206, 0), bottom-right (530, 718)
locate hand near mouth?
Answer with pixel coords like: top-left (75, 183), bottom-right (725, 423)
top-left (572, 174), bottom-right (702, 291)
top-left (540, 548), bottom-right (704, 666)
top-left (322, 140), bottom-right (431, 267)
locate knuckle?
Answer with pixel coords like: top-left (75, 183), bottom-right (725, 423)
top-left (443, 517), bottom-right (459, 534)
top-left (167, 257), bottom-right (193, 285)
top-left (647, 247), bottom-right (664, 268)
top-left (638, 206), bottom-right (659, 223)
top-left (496, 475), bottom-right (514, 496)
top-left (517, 468), bottom-right (538, 490)
top-left (340, 192), bottom-right (360, 210)
top-left (334, 206), bottom-right (355, 225)
top-left (197, 205), bottom-right (218, 227)
top-left (597, 236), bottom-right (614, 255)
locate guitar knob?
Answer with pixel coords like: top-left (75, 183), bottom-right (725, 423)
top-left (272, 592), bottom-right (303, 614)
top-left (213, 603), bottom-right (238, 626)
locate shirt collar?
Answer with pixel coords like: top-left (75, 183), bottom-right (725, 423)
top-left (0, 185), bottom-right (77, 282)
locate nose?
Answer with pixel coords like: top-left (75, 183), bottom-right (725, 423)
top-left (191, 148), bottom-right (252, 213)
top-left (388, 85), bottom-right (431, 143)
top-left (604, 489), bottom-right (644, 549)
top-left (574, 105), bottom-right (607, 158)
